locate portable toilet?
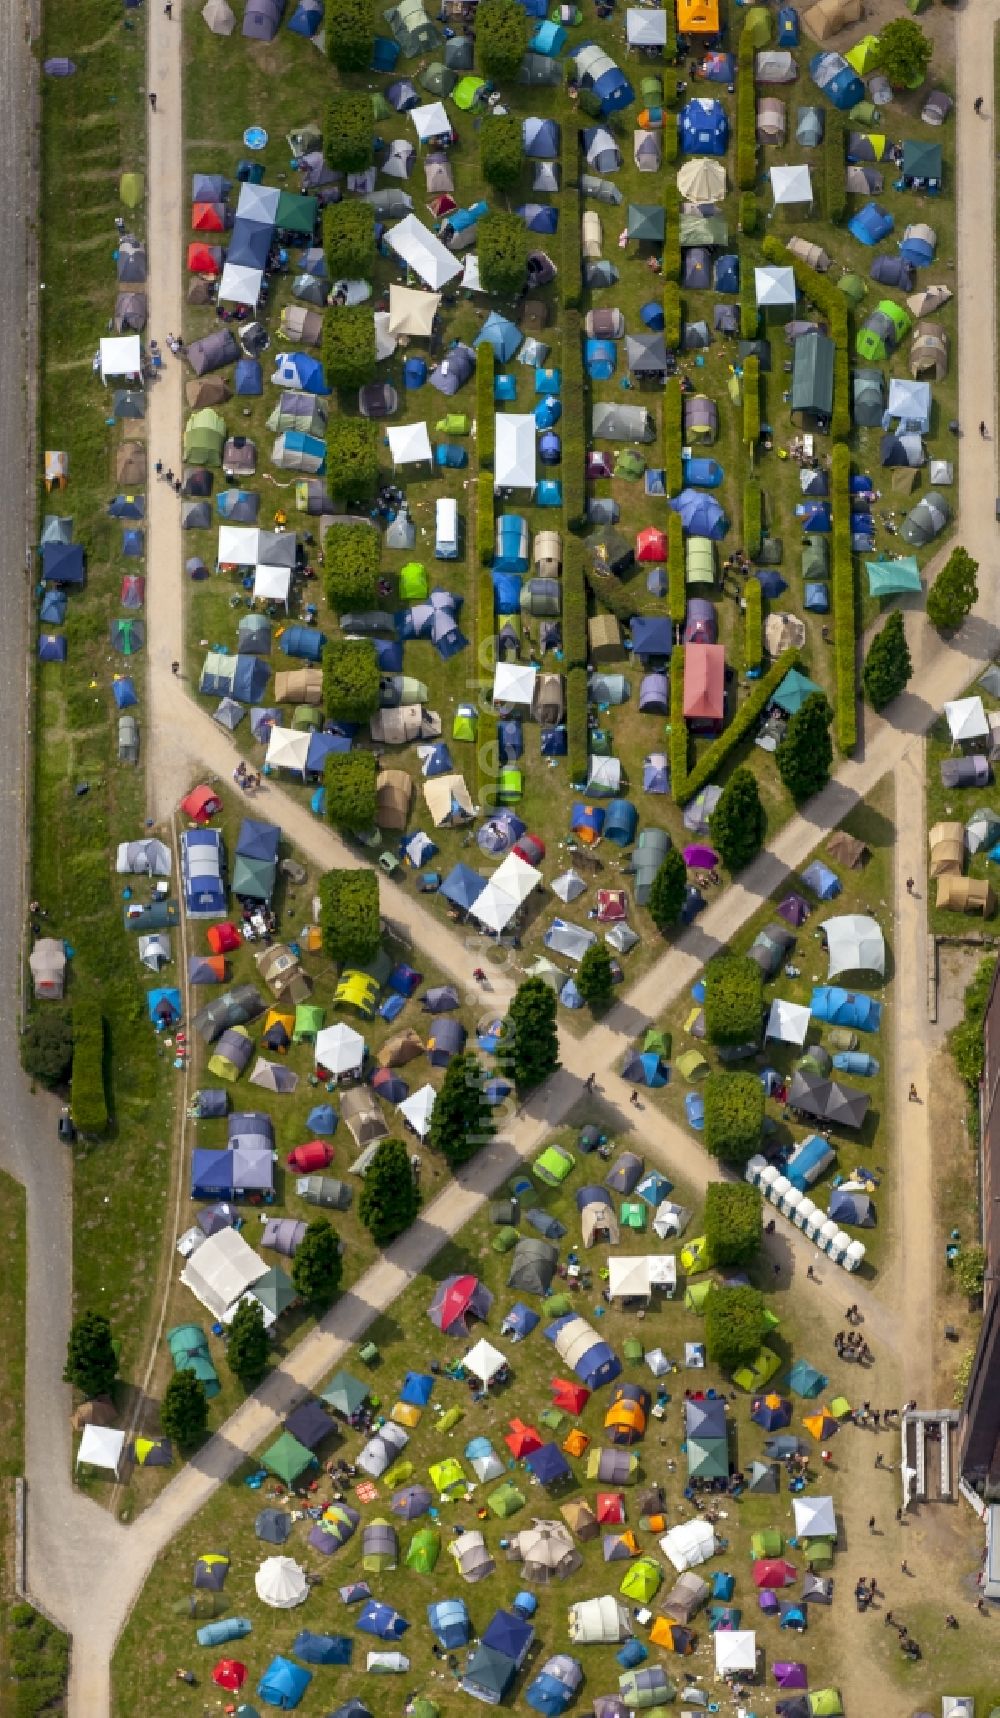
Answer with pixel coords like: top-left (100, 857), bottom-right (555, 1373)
top-left (777, 6), bottom-right (799, 46)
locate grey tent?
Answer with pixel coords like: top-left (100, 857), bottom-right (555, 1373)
top-left (661, 1573), bottom-right (710, 1623)
top-left (901, 490), bottom-right (950, 548)
top-left (297, 1175), bottom-right (353, 1210)
top-left (256, 1508), bottom-right (292, 1543)
top-left (592, 403), bottom-right (654, 443)
top-left (182, 501), bottom-right (212, 529)
top-left (871, 255), bottom-right (913, 291)
top-left (385, 0), bottom-right (441, 56)
top-left (791, 332), bottom-right (834, 420)
top-left (507, 1237), bottom-right (558, 1295)
top-left (796, 106), bottom-right (824, 146)
top-left (116, 238), bottom-right (146, 282)
top-left (243, 0), bottom-right (283, 41)
top-left (625, 334), bottom-right (668, 379)
top-left (605, 1151), bottom-right (643, 1195)
top-left (118, 713), bottom-right (139, 764)
top-left (187, 330), bottom-right (239, 375)
top-left (520, 51), bottom-right (562, 85)
top-left (748, 922), bottom-right (794, 977)
top-left (421, 61), bottom-right (456, 96)
top-left (682, 320), bottom-right (711, 350)
top-left (193, 985), bottom-right (266, 1043)
top-left (444, 35), bottom-right (473, 70)
top-left (114, 292), bottom-right (147, 332)
top-left (262, 1217), bottom-right (308, 1257)
top-left (583, 129), bottom-right (622, 174)
top-left (747, 1460), bottom-right (780, 1494)
top-left (679, 213), bottom-right (728, 248)
top-left (852, 369), bottom-right (884, 427)
top-left (682, 247), bottom-right (711, 289)
top-left (581, 174), bottom-right (623, 206)
top-left (630, 829), bottom-right (670, 906)
top-left (880, 432), bottom-right (924, 469)
top-left (788, 1070), bottom-right (870, 1129)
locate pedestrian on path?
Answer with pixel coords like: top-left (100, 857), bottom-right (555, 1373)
top-left (905, 877), bottom-right (914, 894)
top-left (630, 1089), bottom-right (640, 1108)
top-left (901, 1559), bottom-right (910, 1575)
top-left (975, 96), bottom-right (984, 114)
top-left (164, 1), bottom-right (173, 13)
top-left (155, 458), bottom-right (163, 478)
top-left (980, 421), bottom-right (989, 438)
top-left (171, 661), bottom-right (180, 676)
top-left (585, 1073), bottom-right (596, 1092)
top-left (868, 1515), bottom-right (876, 1533)
top-left (908, 1083), bottom-right (919, 1102)
top-left (149, 92), bottom-right (157, 110)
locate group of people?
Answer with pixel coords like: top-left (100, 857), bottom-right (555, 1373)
top-left (834, 1328), bottom-right (874, 1365)
top-left (234, 759), bottom-right (263, 794)
top-left (153, 459), bottom-right (183, 495)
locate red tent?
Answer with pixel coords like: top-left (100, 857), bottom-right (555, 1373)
top-left (505, 1418), bottom-right (543, 1458)
top-left (287, 1140), bottom-right (334, 1172)
top-left (513, 834), bottom-right (546, 866)
top-left (192, 201), bottom-right (226, 232)
top-left (752, 1558), bottom-right (798, 1588)
top-left (187, 242), bottom-right (223, 275)
top-left (427, 1273), bottom-right (492, 1336)
top-left (596, 1492), bottom-right (625, 1524)
top-left (551, 1378), bottom-right (590, 1415)
top-left (207, 922), bottom-right (241, 955)
top-left (180, 784), bottom-right (222, 823)
top-left (636, 526), bottom-right (668, 562)
top-left (212, 1661), bottom-right (246, 1691)
top-left (683, 643), bottom-right (725, 726)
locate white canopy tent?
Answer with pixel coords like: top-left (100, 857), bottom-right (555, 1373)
top-left (765, 998), bottom-right (812, 1045)
top-left (180, 1226), bottom-right (268, 1320)
top-left (218, 524), bottom-right (260, 564)
top-left (387, 214), bottom-right (463, 288)
top-left (552, 869), bottom-right (586, 903)
top-left (469, 852), bottom-right (542, 934)
top-left (253, 564), bottom-right (292, 606)
top-left (607, 1256), bottom-right (652, 1300)
top-left (315, 1023), bottom-right (366, 1076)
top-left (265, 727), bottom-right (310, 776)
top-left (755, 264), bottom-right (797, 308)
top-left (386, 421), bottom-right (433, 467)
top-left (945, 696), bottom-right (989, 744)
top-left (218, 261), bottom-right (263, 305)
top-left (822, 913), bottom-right (886, 978)
top-left (255, 1557), bottom-right (310, 1609)
top-left (626, 8), bottom-right (667, 43)
top-left (374, 313), bottom-right (397, 362)
top-left (387, 284), bottom-right (441, 338)
top-left (462, 253), bottom-right (484, 293)
top-left (399, 1081), bottom-right (437, 1138)
top-left (493, 661), bottom-right (538, 708)
top-left (76, 1424), bottom-right (127, 1475)
top-left (99, 334), bottom-right (142, 384)
top-left (770, 164), bottom-right (814, 206)
top-left (495, 415), bottom-right (537, 492)
top-left (792, 1494), bottom-right (836, 1538)
top-left (411, 102), bottom-right (451, 143)
top-left (463, 1337), bottom-right (508, 1385)
top-left (715, 1631), bottom-right (757, 1674)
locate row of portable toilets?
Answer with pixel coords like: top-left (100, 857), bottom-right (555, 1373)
top-left (745, 1155), bottom-right (866, 1273)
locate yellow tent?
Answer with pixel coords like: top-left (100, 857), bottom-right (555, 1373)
top-left (335, 970), bottom-right (379, 1018)
top-left (120, 172), bottom-right (144, 207)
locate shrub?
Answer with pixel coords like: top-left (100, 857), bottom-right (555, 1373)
top-left (662, 121), bottom-right (679, 164)
top-left (476, 345), bottom-right (496, 469)
top-left (561, 119), bottom-right (579, 191)
top-left (582, 563), bottom-right (640, 621)
top-left (710, 767), bottom-right (765, 871)
top-left (480, 116), bottom-right (523, 192)
top-left (326, 419), bottom-right (379, 502)
top-left (323, 199), bottom-right (375, 278)
top-left (562, 311), bottom-right (585, 526)
top-left (739, 190), bottom-right (758, 236)
top-left (323, 521), bottom-right (380, 614)
top-left (323, 303), bottom-right (376, 392)
top-left (70, 1007), bottom-right (107, 1134)
top-left (291, 1217), bottom-right (344, 1304)
top-left (863, 610), bottom-right (912, 709)
top-left (477, 469), bottom-right (494, 569)
top-left (704, 1182), bottom-right (764, 1267)
top-left (21, 1007), bottom-right (73, 1088)
top-left (740, 269), bottom-right (759, 339)
top-left (949, 955), bottom-right (996, 1092)
top-left (954, 1245), bottom-right (987, 1303)
top-left (323, 638), bottom-right (380, 721)
top-left (878, 16), bottom-right (932, 87)
top-left (318, 869), bottom-right (380, 966)
top-left (776, 691), bottom-right (834, 802)
top-left (327, 0), bottom-right (373, 71)
top-left (64, 1311), bottom-right (117, 1397)
top-left (704, 956), bottom-right (763, 1046)
top-left (577, 941), bottom-right (614, 1007)
top-left (743, 477), bottom-right (763, 557)
top-left (832, 339), bottom-right (851, 441)
top-left (704, 1072), bottom-right (766, 1162)
top-left (359, 1138), bottom-right (421, 1243)
top-left (479, 212), bottom-right (530, 296)
top-left (663, 377), bottom-right (683, 496)
top-left (831, 442), bottom-right (856, 752)
top-left (161, 1369), bottom-right (208, 1450)
top-left (705, 1285), bottom-right (770, 1370)
top-left (9, 1605), bottom-right (69, 1714)
top-left (824, 109), bottom-right (846, 224)
top-left (227, 1299), bottom-right (269, 1386)
top-left (325, 750), bottom-right (378, 833)
top-left (476, 0), bottom-right (531, 79)
top-left (675, 649), bottom-right (800, 804)
top-left (326, 92), bottom-right (374, 173)
top-left (649, 847), bottom-right (687, 930)
top-left (662, 184), bottom-right (681, 284)
top-left (503, 978), bottom-right (560, 1088)
top-left (927, 546), bottom-right (979, 632)
top-left (742, 577), bottom-right (762, 671)
top-left (668, 527), bottom-right (685, 627)
top-left (742, 354), bottom-right (760, 446)
top-left (429, 1051), bottom-right (495, 1165)
top-left (663, 281), bottom-right (681, 350)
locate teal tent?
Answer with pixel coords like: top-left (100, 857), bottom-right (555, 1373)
top-left (865, 557), bottom-right (921, 597)
top-left (772, 667), bottom-right (822, 715)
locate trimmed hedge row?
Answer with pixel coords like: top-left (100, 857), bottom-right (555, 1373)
top-left (323, 200), bottom-right (376, 278)
top-left (476, 345), bottom-right (495, 470)
top-left (325, 749), bottom-right (378, 832)
top-left (662, 185), bottom-right (681, 285)
top-left (739, 192), bottom-right (759, 238)
top-left (824, 110), bottom-right (847, 225)
top-left (326, 418), bottom-right (379, 502)
top-left (831, 442), bottom-right (857, 754)
top-left (662, 121), bottom-right (679, 165)
top-left (740, 269), bottom-right (759, 340)
top-left (583, 563), bottom-right (639, 622)
top-left (668, 515), bottom-right (685, 626)
top-left (477, 469), bottom-right (494, 569)
top-left (673, 648), bottom-right (801, 805)
top-left (323, 520), bottom-right (380, 614)
top-left (479, 210), bottom-right (530, 297)
top-left (476, 470), bottom-right (498, 803)
top-left (705, 956), bottom-right (763, 1047)
top-left (669, 645), bottom-right (688, 792)
top-left (736, 27), bottom-right (757, 191)
top-left (742, 355), bottom-right (760, 447)
top-left (70, 1007), bottom-right (108, 1135)
top-left (318, 870), bottom-right (380, 966)
top-left (742, 577), bottom-right (762, 672)
top-left (480, 113), bottom-right (523, 192)
top-left (560, 138), bottom-right (583, 311)
top-left (326, 92), bottom-right (374, 173)
top-left (743, 478), bottom-right (763, 558)
top-left (563, 537), bottom-right (588, 671)
top-left (562, 310), bottom-right (586, 528)
top-left (664, 281), bottom-right (681, 350)
top-left (567, 665), bottom-right (589, 786)
top-left (663, 376), bottom-right (683, 497)
top-left (326, 0), bottom-right (373, 71)
top-left (323, 303), bottom-right (376, 392)
top-left (704, 1071), bottom-right (766, 1162)
top-left (323, 638), bottom-right (380, 720)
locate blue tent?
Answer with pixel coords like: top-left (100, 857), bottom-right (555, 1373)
top-left (257, 1656), bottom-right (312, 1710)
top-left (630, 616), bottom-right (672, 661)
top-left (809, 49), bottom-right (863, 109)
top-left (405, 357), bottom-right (428, 390)
top-left (38, 634), bottom-right (67, 662)
top-left (307, 1103), bottom-right (337, 1135)
top-left (148, 987), bottom-right (182, 1026)
top-left (522, 116), bottom-right (560, 158)
top-left (356, 1600), bottom-right (409, 1639)
top-left (829, 1188), bottom-right (875, 1227)
top-left (591, 64), bottom-right (634, 116)
top-left (622, 1050), bottom-right (667, 1088)
top-left (292, 1631), bottom-right (352, 1665)
top-left (636, 1169), bottom-right (671, 1206)
top-left (196, 1618), bottom-right (251, 1647)
top-left (288, 0), bottom-right (323, 34)
top-left (108, 495), bottom-right (144, 519)
top-left (751, 569), bottom-right (788, 598)
top-left (112, 676), bottom-right (137, 708)
top-left (605, 799), bottom-right (638, 846)
top-left (832, 1050), bottom-right (879, 1076)
top-left (483, 1608), bottom-right (535, 1664)
top-left (530, 19), bottom-right (566, 54)
top-left (669, 488), bottom-right (728, 539)
top-left (537, 480), bottom-right (561, 507)
top-left (306, 732), bottom-right (350, 773)
top-left (545, 1315), bottom-right (621, 1389)
top-left (476, 312), bottom-right (522, 362)
top-left (785, 1133), bottom-right (835, 1190)
top-left (586, 339), bottom-right (617, 380)
top-left (400, 1371), bottom-right (434, 1406)
top-left (371, 34), bottom-right (399, 70)
top-left (280, 625), bottom-right (326, 661)
top-left (498, 719), bottom-right (523, 762)
top-left (640, 301), bottom-right (664, 331)
top-left (40, 589), bottom-right (67, 624)
top-left (541, 726), bottom-right (567, 757)
top-left (810, 985), bottom-right (882, 1032)
top-left (642, 755), bottom-right (669, 794)
top-left (525, 1443), bottom-right (572, 1486)
top-left (847, 202), bottom-right (894, 246)
top-left (777, 6), bottom-right (799, 45)
top-left (272, 352), bottom-right (330, 395)
top-left (234, 358), bottom-right (263, 394)
top-left (422, 743), bottom-right (453, 778)
top-left (787, 1358), bottom-right (827, 1397)
top-left (495, 514), bottom-right (529, 572)
top-left (804, 583), bottom-right (830, 612)
top-left (679, 98), bottom-right (728, 156)
top-left (41, 542), bottom-right (84, 585)
top-left (493, 571), bottom-right (522, 614)
top-left (519, 203), bottom-right (559, 234)
top-left (428, 1598), bottom-right (471, 1649)
top-left (685, 1091), bottom-right (705, 1128)
top-left (502, 1301), bottom-right (539, 1339)
top-left (800, 860), bottom-right (841, 899)
top-left (276, 430), bottom-right (325, 468)
top-left (683, 456), bottom-right (724, 488)
top-left (536, 366), bottom-right (561, 394)
top-left (900, 229), bottom-right (935, 267)
top-left (714, 253), bottom-right (740, 293)
top-left (237, 818), bottom-right (280, 860)
top-left (440, 863), bottom-right (486, 911)
top-left (120, 528), bottom-right (143, 559)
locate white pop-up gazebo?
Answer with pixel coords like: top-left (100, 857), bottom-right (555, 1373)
top-left (315, 1023), bottom-right (366, 1077)
top-left (765, 998), bottom-right (812, 1046)
top-left (386, 421), bottom-right (433, 468)
top-left (99, 335), bottom-right (142, 384)
top-left (387, 285), bottom-right (441, 338)
top-left (495, 415), bottom-right (537, 492)
top-left (944, 695), bottom-right (989, 745)
top-left (254, 564), bottom-right (292, 606)
top-left (399, 1082), bottom-right (437, 1138)
top-left (387, 214), bottom-right (463, 288)
top-left (411, 101), bottom-right (451, 144)
top-left (714, 1630), bottom-right (757, 1675)
top-left (218, 261), bottom-right (263, 306)
top-left (770, 164), bottom-right (814, 206)
top-left (463, 1337), bottom-right (508, 1386)
top-left (265, 726), bottom-right (310, 777)
top-left (493, 661), bottom-right (538, 709)
top-left (754, 264), bottom-right (797, 309)
top-left (76, 1423), bottom-right (127, 1476)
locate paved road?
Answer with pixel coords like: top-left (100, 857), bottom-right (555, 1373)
top-left (11, 1), bottom-right (1000, 1712)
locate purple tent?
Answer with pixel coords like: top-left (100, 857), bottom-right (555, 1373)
top-left (391, 1484), bottom-right (433, 1519)
top-left (773, 1663), bottom-right (808, 1690)
top-left (638, 673), bottom-right (668, 714)
top-left (777, 893), bottom-right (809, 926)
top-left (683, 844), bottom-right (718, 868)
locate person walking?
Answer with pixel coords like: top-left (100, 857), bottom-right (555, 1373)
top-left (868, 1515), bottom-right (876, 1534)
top-left (154, 458), bottom-right (163, 478)
top-left (630, 1090), bottom-right (640, 1108)
top-left (584, 1073), bottom-right (596, 1093)
top-left (905, 878), bottom-right (914, 894)
top-left (980, 421), bottom-right (989, 438)
top-left (171, 661), bottom-right (180, 676)
top-left (975, 96), bottom-right (984, 114)
top-left (164, 1), bottom-right (173, 13)
top-left (148, 91), bottom-right (157, 110)
top-left (901, 1559), bottom-right (910, 1575)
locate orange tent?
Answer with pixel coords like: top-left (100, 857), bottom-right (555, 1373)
top-left (562, 1428), bottom-right (590, 1458)
top-left (650, 1618), bottom-right (695, 1653)
top-left (605, 1399), bottom-right (647, 1444)
top-left (676, 0), bottom-right (720, 33)
top-left (802, 1408), bottom-right (839, 1442)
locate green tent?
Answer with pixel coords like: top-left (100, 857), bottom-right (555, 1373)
top-left (901, 139), bottom-right (942, 181)
top-left (687, 1436), bottom-right (728, 1480)
top-left (410, 1702), bottom-right (440, 1718)
top-left (232, 853), bottom-right (275, 900)
top-left (399, 561), bottom-right (429, 600)
top-left (791, 333), bottom-right (835, 418)
top-left (184, 408), bottom-right (225, 467)
top-left (429, 1457), bottom-right (467, 1496)
top-left (620, 1201), bottom-right (646, 1231)
top-left (802, 1537), bottom-right (835, 1568)
top-left (614, 448), bottom-right (646, 481)
top-left (252, 1267), bottom-right (296, 1319)
top-left (383, 1459), bottom-right (414, 1489)
top-left (733, 1346), bottom-right (782, 1392)
top-left (267, 394), bottom-right (327, 435)
top-left (370, 92), bottom-right (391, 120)
top-left (802, 536), bottom-right (829, 581)
top-left (321, 1369), bottom-right (368, 1418)
top-left (865, 557), bottom-right (921, 598)
top-left (120, 171), bottom-right (143, 207)
top-left (291, 704), bottom-right (320, 731)
top-left (436, 413), bottom-right (469, 436)
top-left (293, 1003), bottom-right (325, 1042)
top-left (772, 667), bottom-right (822, 716)
top-left (492, 1226), bottom-right (519, 1253)
top-left (453, 75), bottom-right (486, 109)
top-left (750, 1529), bottom-right (783, 1559)
top-left (676, 1049), bottom-right (709, 1081)
top-left (488, 1480), bottom-right (525, 1518)
top-left (620, 1558), bottom-right (662, 1602)
top-left (627, 204), bottom-right (665, 244)
top-left (543, 1292), bottom-right (572, 1316)
top-left (495, 768), bottom-right (522, 804)
top-left (534, 1145), bottom-right (573, 1186)
top-left (837, 273), bottom-right (865, 306)
top-left (685, 536), bottom-right (714, 587)
top-left (845, 33), bottom-right (881, 73)
top-left (678, 213), bottom-right (728, 249)
top-left (275, 190), bottom-right (318, 234)
top-left (452, 707), bottom-right (477, 742)
top-left (262, 1432), bottom-right (315, 1486)
top-left (684, 1280), bottom-right (714, 1315)
top-left (808, 1691), bottom-right (843, 1717)
top-left (406, 1528), bottom-right (441, 1572)
top-left (643, 1029), bottom-right (669, 1055)
top-left (363, 1518), bottom-right (397, 1572)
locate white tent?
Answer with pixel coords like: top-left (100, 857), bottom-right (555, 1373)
top-left (755, 265), bottom-right (797, 308)
top-left (645, 1348), bottom-right (670, 1376)
top-left (218, 261), bottom-right (263, 305)
top-left (567, 1596), bottom-right (632, 1644)
top-left (653, 1200), bottom-right (690, 1239)
top-left (399, 1082), bottom-right (436, 1138)
top-left (255, 1556), bottom-right (309, 1609)
top-left (315, 1023), bottom-right (366, 1076)
top-left (659, 1519), bottom-right (717, 1571)
top-left (387, 284), bottom-right (441, 338)
top-left (765, 998), bottom-right (811, 1045)
top-left (469, 853), bottom-right (542, 934)
top-left (76, 1424), bottom-right (126, 1475)
top-left (626, 8), bottom-right (667, 43)
top-left (254, 564), bottom-right (292, 606)
top-left (411, 101), bottom-right (451, 143)
top-left (493, 661), bottom-right (538, 708)
top-left (822, 913), bottom-right (885, 979)
top-left (386, 421), bottom-right (433, 467)
top-left (180, 1226), bottom-right (268, 1320)
top-left (676, 158), bottom-right (727, 202)
top-left (99, 334), bottom-right (141, 383)
top-left (218, 524), bottom-right (260, 565)
top-left (462, 253), bottom-right (484, 293)
top-left (607, 1257), bottom-right (652, 1300)
top-left (945, 696), bottom-right (989, 744)
top-left (792, 1494), bottom-right (836, 1539)
top-left (770, 164), bottom-right (813, 205)
top-left (423, 772), bottom-right (475, 827)
top-left (463, 1337), bottom-right (508, 1385)
top-left (715, 1630), bottom-right (757, 1674)
top-left (265, 726), bottom-right (311, 777)
top-left (387, 214), bottom-right (463, 289)
top-left (495, 415), bottom-right (537, 492)
top-left (552, 869), bottom-right (586, 903)
top-left (202, 0), bottom-right (236, 30)
top-left (374, 313), bottom-right (397, 362)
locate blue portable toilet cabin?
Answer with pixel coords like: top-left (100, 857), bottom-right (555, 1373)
top-left (777, 6), bottom-right (799, 46)
top-left (279, 625), bottom-right (326, 662)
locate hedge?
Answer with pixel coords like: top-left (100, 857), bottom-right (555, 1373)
top-left (479, 211), bottom-right (530, 296)
top-left (705, 955), bottom-right (763, 1046)
top-left (704, 1072), bottom-right (765, 1162)
top-left (736, 27), bottom-right (757, 190)
top-left (318, 870), bottom-right (380, 966)
top-left (476, 345), bottom-right (496, 470)
top-left (663, 281), bottom-right (681, 350)
top-left (669, 644), bottom-right (689, 793)
top-left (323, 521), bottom-right (380, 614)
top-left (326, 92), bottom-right (374, 173)
top-left (480, 113), bottom-right (523, 191)
top-left (832, 338), bottom-right (850, 441)
top-left (477, 469), bottom-right (494, 570)
top-left (831, 442), bottom-right (857, 754)
top-left (70, 1007), bottom-right (108, 1135)
top-left (704, 1181), bottom-right (764, 1267)
top-left (824, 109), bottom-right (847, 225)
top-left (326, 418), bottom-right (379, 502)
top-left (475, 526), bottom-right (498, 804)
top-left (562, 310), bottom-right (586, 527)
top-left (663, 377), bottom-right (683, 497)
top-left (743, 477), bottom-right (763, 558)
top-left (583, 564), bottom-right (639, 622)
top-left (662, 184), bottom-right (681, 285)
top-left (325, 749), bottom-right (378, 832)
top-left (560, 117), bottom-right (579, 191)
top-left (563, 537), bottom-right (588, 671)
top-left (476, 0), bottom-right (531, 80)
top-left (323, 304), bottom-right (376, 392)
top-left (742, 354), bottom-right (760, 447)
top-left (323, 638), bottom-right (380, 721)
top-left (739, 270), bottom-right (759, 340)
top-left (323, 200), bottom-right (376, 278)
top-left (567, 665), bottom-right (589, 786)
top-left (668, 515), bottom-right (685, 626)
top-left (739, 191), bottom-right (759, 237)
top-left (742, 576), bottom-right (762, 672)
top-left (673, 649), bottom-right (801, 804)
top-left (560, 146), bottom-right (583, 310)
top-left (327, 0), bottom-right (373, 70)
top-left (662, 121), bottom-right (679, 164)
